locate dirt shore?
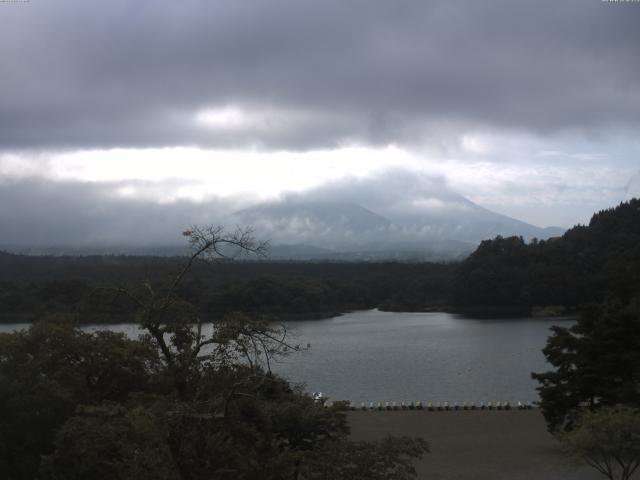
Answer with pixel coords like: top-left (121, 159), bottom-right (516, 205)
top-left (347, 409), bottom-right (606, 480)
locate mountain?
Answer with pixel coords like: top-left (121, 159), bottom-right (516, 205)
top-left (0, 171), bottom-right (565, 259)
top-left (234, 201), bottom-right (392, 251)
top-left (232, 192), bottom-right (564, 260)
top-left (377, 197), bottom-right (564, 244)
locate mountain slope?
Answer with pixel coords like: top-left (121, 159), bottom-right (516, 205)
top-left (232, 188), bottom-right (564, 259)
top-left (234, 201), bottom-right (393, 252)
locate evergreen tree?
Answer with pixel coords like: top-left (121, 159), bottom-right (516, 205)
top-left (532, 301), bottom-right (640, 431)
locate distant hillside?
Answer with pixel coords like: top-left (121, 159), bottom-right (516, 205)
top-left (238, 201), bottom-right (392, 234)
top-left (0, 245), bottom-right (190, 257)
top-left (1, 199), bottom-right (634, 321)
top-left (232, 192), bottom-right (564, 260)
top-left (0, 173), bottom-right (564, 260)
top-left (452, 198), bottom-right (640, 314)
top-left (0, 252), bottom-right (456, 323)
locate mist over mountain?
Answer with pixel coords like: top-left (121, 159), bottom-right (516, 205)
top-left (230, 171), bottom-right (564, 260)
top-left (0, 171), bottom-right (564, 259)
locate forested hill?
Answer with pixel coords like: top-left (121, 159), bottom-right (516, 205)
top-left (0, 254), bottom-right (454, 323)
top-left (452, 198), bottom-right (640, 313)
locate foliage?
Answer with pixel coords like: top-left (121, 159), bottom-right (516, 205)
top-left (559, 406), bottom-right (640, 480)
top-left (38, 382), bottom-right (353, 480)
top-left (39, 403), bottom-right (179, 480)
top-left (0, 316), bottom-right (160, 480)
top-left (452, 198), bottom-right (640, 312)
top-left (0, 226), bottom-right (428, 480)
top-left (301, 436), bottom-right (429, 480)
top-left (0, 256), bottom-right (454, 322)
top-left (532, 301), bottom-right (640, 432)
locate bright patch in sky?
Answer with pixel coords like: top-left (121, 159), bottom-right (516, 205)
top-left (460, 134), bottom-right (492, 155)
top-left (43, 146), bottom-right (420, 201)
top-left (195, 107), bottom-right (252, 130)
top-left (0, 137), bottom-right (635, 228)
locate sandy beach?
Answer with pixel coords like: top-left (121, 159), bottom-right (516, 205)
top-left (348, 409), bottom-right (607, 480)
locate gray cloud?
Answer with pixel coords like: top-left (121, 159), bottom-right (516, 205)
top-left (626, 170), bottom-right (640, 199)
top-left (1, 0), bottom-right (639, 150)
top-left (0, 171), bottom-right (454, 247)
top-left (1, 170), bottom-right (559, 251)
top-left (281, 169), bottom-right (466, 218)
top-left (0, 178), bottom-right (233, 247)
top-left (232, 169), bottom-right (565, 252)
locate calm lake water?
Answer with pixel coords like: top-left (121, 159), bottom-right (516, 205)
top-left (0, 309), bottom-right (571, 403)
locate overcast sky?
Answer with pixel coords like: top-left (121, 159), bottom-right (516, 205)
top-left (1, 0), bottom-right (639, 245)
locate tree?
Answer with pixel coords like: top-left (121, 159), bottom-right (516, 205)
top-left (39, 403), bottom-right (179, 480)
top-left (559, 406), bottom-right (640, 480)
top-left (0, 315), bottom-right (160, 480)
top-left (90, 226), bottom-right (285, 394)
top-left (532, 301), bottom-right (640, 431)
top-left (301, 436), bottom-right (429, 480)
top-left (1, 225), bottom-right (429, 480)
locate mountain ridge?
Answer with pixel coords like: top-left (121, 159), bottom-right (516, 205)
top-left (231, 194), bottom-right (565, 260)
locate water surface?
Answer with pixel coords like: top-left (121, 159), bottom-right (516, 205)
top-left (1, 310), bottom-right (570, 403)
top-left (272, 310), bottom-right (569, 403)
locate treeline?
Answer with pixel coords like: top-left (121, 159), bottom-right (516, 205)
top-left (0, 255), bottom-right (455, 322)
top-left (2, 198), bottom-right (638, 321)
top-left (452, 198), bottom-right (640, 314)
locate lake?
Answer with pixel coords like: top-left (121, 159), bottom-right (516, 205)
top-left (0, 309), bottom-right (571, 404)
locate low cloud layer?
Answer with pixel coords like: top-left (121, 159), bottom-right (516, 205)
top-left (0, 172), bottom-right (462, 247)
top-left (280, 170), bottom-right (467, 220)
top-left (0, 178), bottom-right (233, 247)
top-left (0, 170), bottom-right (566, 251)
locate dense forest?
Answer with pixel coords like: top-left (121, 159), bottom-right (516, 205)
top-left (1, 198), bottom-right (638, 323)
top-left (452, 198), bottom-right (640, 314)
top-left (0, 254), bottom-right (454, 323)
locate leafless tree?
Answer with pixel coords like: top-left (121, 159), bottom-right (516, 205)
top-left (94, 225), bottom-right (299, 389)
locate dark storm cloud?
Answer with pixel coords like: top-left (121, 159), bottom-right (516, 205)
top-left (1, 0), bottom-right (639, 150)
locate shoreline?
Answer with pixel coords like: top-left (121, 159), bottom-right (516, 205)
top-left (0, 306), bottom-right (582, 325)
